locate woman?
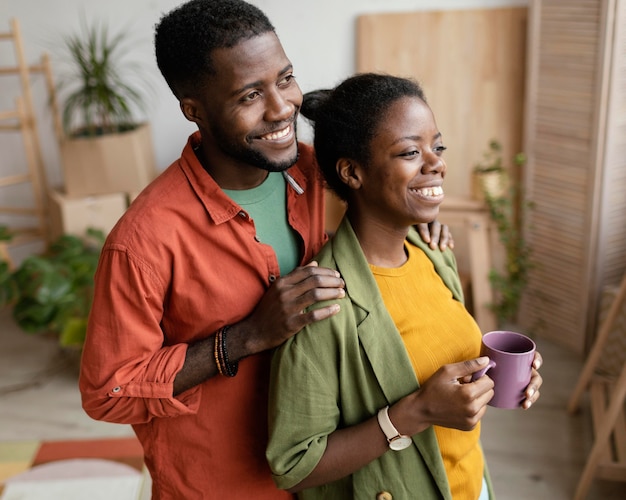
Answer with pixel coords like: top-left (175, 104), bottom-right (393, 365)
top-left (266, 73), bottom-right (543, 499)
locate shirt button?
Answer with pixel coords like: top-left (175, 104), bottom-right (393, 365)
top-left (112, 386), bottom-right (121, 393)
top-left (268, 275), bottom-right (277, 283)
top-left (238, 211), bottom-right (247, 218)
top-left (254, 236), bottom-right (260, 242)
top-left (376, 492), bottom-right (392, 500)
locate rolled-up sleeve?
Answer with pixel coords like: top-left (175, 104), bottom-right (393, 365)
top-left (266, 337), bottom-right (340, 490)
top-left (79, 245), bottom-right (201, 424)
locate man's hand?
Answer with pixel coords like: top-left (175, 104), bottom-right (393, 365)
top-left (236, 262), bottom-right (345, 355)
top-left (416, 220), bottom-right (454, 250)
top-left (176, 263), bottom-right (344, 394)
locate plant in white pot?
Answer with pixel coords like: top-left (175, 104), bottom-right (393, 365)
top-left (51, 19), bottom-right (157, 197)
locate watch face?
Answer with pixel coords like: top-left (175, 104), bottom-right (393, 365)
top-left (389, 435), bottom-right (412, 451)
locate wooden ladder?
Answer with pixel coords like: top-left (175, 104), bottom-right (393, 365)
top-left (568, 271), bottom-right (626, 499)
top-left (0, 18), bottom-right (53, 265)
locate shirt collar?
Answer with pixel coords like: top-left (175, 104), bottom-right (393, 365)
top-left (178, 132), bottom-right (309, 225)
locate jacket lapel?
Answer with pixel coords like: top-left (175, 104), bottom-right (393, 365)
top-left (329, 218), bottom-right (453, 498)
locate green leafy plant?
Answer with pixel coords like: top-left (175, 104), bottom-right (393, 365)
top-left (55, 18), bottom-right (150, 137)
top-left (0, 227), bottom-right (105, 348)
top-left (474, 140), bottom-right (534, 326)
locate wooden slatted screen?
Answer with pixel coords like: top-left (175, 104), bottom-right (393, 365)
top-left (596, 0), bottom-right (626, 305)
top-left (520, 0), bottom-right (626, 353)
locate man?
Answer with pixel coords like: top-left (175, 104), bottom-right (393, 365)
top-left (79, 1), bottom-right (450, 498)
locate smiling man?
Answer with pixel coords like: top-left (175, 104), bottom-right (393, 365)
top-left (78, 1), bottom-right (447, 499)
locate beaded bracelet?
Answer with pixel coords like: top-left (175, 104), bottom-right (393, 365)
top-left (214, 325), bottom-right (238, 377)
top-left (213, 330), bottom-right (224, 376)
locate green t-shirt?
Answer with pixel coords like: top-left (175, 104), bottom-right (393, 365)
top-left (224, 172), bottom-right (299, 275)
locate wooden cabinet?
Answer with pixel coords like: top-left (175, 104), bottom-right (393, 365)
top-left (520, 0), bottom-right (626, 353)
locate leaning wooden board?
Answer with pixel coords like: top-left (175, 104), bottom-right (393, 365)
top-left (356, 7), bottom-right (527, 199)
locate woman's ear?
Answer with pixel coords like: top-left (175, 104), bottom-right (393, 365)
top-left (337, 158), bottom-right (362, 189)
top-left (180, 97), bottom-right (205, 126)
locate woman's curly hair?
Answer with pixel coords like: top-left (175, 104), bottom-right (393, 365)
top-left (301, 72), bottom-right (426, 201)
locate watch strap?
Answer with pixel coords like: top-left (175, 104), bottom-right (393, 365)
top-left (377, 406), bottom-right (412, 451)
top-left (377, 406), bottom-right (401, 441)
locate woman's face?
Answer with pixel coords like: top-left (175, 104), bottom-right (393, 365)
top-left (353, 96), bottom-right (447, 229)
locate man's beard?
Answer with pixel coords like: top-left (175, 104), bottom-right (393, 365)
top-left (213, 120), bottom-right (300, 172)
top-left (236, 141), bottom-right (300, 172)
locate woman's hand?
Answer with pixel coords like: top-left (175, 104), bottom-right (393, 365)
top-left (522, 351), bottom-right (543, 409)
top-left (391, 357), bottom-right (494, 436)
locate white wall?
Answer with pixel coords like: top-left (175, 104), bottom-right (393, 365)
top-left (0, 0), bottom-right (527, 187)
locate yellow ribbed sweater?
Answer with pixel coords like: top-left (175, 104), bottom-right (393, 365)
top-left (371, 242), bottom-right (484, 500)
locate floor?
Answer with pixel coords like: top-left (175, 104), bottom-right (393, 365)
top-left (0, 306), bottom-right (624, 499)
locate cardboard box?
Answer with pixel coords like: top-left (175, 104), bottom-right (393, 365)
top-left (48, 189), bottom-right (128, 241)
top-left (59, 123), bottom-right (157, 197)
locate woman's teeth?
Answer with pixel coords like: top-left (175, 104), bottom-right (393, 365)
top-left (415, 186), bottom-right (444, 197)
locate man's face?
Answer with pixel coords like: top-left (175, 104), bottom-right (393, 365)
top-left (188, 32), bottom-right (303, 188)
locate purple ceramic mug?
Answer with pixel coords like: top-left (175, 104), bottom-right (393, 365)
top-left (471, 330), bottom-right (536, 409)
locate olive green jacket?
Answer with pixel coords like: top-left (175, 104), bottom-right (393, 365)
top-left (267, 217), bottom-right (494, 500)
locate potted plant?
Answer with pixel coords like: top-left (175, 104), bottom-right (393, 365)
top-left (472, 140), bottom-right (509, 200)
top-left (474, 140), bottom-right (534, 327)
top-left (0, 226), bottom-right (105, 350)
top-left (50, 18), bottom-right (156, 197)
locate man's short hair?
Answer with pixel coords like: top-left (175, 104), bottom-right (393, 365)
top-left (155, 0), bottom-right (275, 99)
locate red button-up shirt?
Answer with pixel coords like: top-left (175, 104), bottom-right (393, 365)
top-left (79, 132), bottom-right (327, 499)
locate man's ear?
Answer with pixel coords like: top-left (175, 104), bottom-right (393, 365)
top-left (180, 97), bottom-right (205, 126)
top-left (337, 158), bottom-right (362, 189)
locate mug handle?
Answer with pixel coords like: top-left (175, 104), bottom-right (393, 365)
top-left (470, 359), bottom-right (496, 382)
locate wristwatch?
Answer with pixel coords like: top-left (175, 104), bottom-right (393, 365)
top-left (377, 406), bottom-right (412, 451)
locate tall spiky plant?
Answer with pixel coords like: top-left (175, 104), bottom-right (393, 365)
top-left (57, 19), bottom-right (147, 137)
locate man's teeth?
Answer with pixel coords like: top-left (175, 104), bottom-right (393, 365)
top-left (261, 126), bottom-right (290, 140)
top-left (416, 186), bottom-right (444, 197)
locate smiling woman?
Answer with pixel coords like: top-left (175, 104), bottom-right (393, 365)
top-left (266, 73), bottom-right (544, 500)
